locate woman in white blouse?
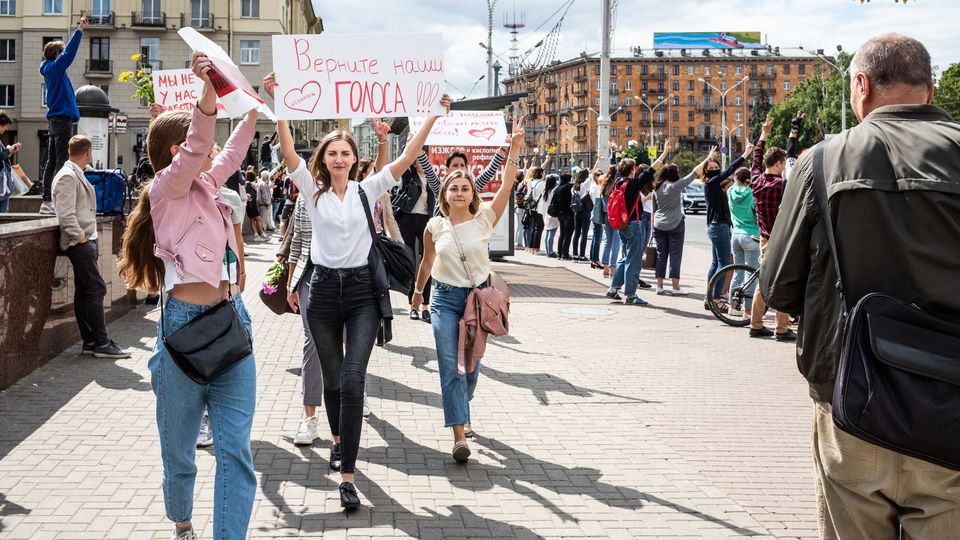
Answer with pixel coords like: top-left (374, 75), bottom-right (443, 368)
top-left (411, 116), bottom-right (524, 463)
top-left (265, 74), bottom-right (449, 510)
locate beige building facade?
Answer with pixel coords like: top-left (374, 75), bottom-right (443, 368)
top-left (0, 0), bottom-right (324, 180)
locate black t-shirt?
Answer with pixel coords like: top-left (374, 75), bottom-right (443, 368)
top-left (552, 182), bottom-right (574, 217)
top-left (621, 167), bottom-right (655, 221)
top-left (703, 156), bottom-right (743, 225)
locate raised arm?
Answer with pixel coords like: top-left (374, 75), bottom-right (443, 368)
top-left (752, 115), bottom-right (772, 181)
top-left (372, 118), bottom-right (390, 173)
top-left (708, 142), bottom-right (753, 185)
top-left (387, 94), bottom-right (451, 179)
top-left (263, 73), bottom-right (304, 175)
top-left (489, 116), bottom-right (525, 225)
top-left (650, 138), bottom-right (674, 171)
top-left (205, 109), bottom-right (257, 188)
top-left (51, 13), bottom-right (86, 72)
top-left (417, 150), bottom-right (440, 193)
top-left (685, 146), bottom-right (719, 185)
top-left (475, 151), bottom-right (505, 191)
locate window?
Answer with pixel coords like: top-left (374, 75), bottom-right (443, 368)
top-left (657, 111), bottom-right (664, 124)
top-left (704, 112), bottom-right (711, 122)
top-left (0, 85), bottom-right (12, 107)
top-left (673, 64), bottom-right (680, 75)
top-left (141, 0), bottom-right (160, 20)
top-left (90, 37), bottom-right (109, 60)
top-left (688, 65), bottom-right (694, 76)
top-left (642, 111), bottom-right (649, 122)
top-left (687, 80), bottom-right (694, 91)
top-left (783, 64), bottom-right (791, 75)
top-left (720, 81), bottom-right (727, 91)
top-left (0, 39), bottom-right (13, 61)
top-left (611, 81), bottom-right (617, 92)
top-left (767, 64), bottom-right (774, 75)
top-left (657, 65), bottom-right (664, 77)
top-left (641, 80), bottom-right (647, 91)
top-left (595, 64), bottom-right (601, 75)
top-left (191, 0), bottom-right (209, 26)
top-left (641, 64), bottom-right (648, 75)
top-left (657, 82), bottom-right (664, 93)
top-left (719, 65), bottom-right (727, 76)
top-left (596, 80), bottom-right (601, 91)
top-left (241, 0), bottom-right (259, 18)
top-left (611, 64), bottom-right (617, 75)
top-left (625, 126), bottom-right (632, 136)
top-left (704, 66), bottom-right (710, 76)
top-left (43, 0), bottom-right (61, 14)
top-left (625, 96), bottom-right (631, 106)
top-left (735, 112), bottom-right (742, 121)
top-left (687, 95), bottom-right (694, 105)
top-left (672, 96), bottom-right (678, 106)
top-left (784, 81), bottom-right (791, 90)
top-left (98, 84), bottom-right (109, 96)
top-left (737, 127), bottom-right (743, 137)
top-left (625, 80), bottom-right (632, 91)
top-left (625, 65), bottom-right (632, 75)
top-left (595, 97), bottom-right (599, 106)
top-left (672, 111), bottom-right (679, 121)
top-left (625, 111), bottom-right (632, 122)
top-left (673, 127), bottom-right (679, 137)
top-left (799, 64), bottom-right (806, 75)
top-left (139, 37), bottom-right (159, 68)
top-left (687, 111), bottom-right (694, 121)
top-left (767, 80), bottom-right (774, 90)
top-left (240, 40), bottom-right (259, 65)
top-left (736, 65), bottom-right (742, 75)
top-left (672, 81), bottom-right (679, 91)
top-left (688, 126), bottom-right (694, 137)
top-left (0, 0), bottom-right (14, 16)
top-left (610, 127), bottom-right (617, 137)
top-left (704, 94), bottom-right (711, 105)
top-left (43, 36), bottom-right (62, 46)
top-left (735, 96), bottom-right (742, 106)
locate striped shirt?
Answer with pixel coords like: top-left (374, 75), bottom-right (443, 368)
top-left (416, 151), bottom-right (506, 217)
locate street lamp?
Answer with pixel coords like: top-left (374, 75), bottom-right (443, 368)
top-left (815, 45), bottom-right (849, 132)
top-left (697, 76), bottom-right (748, 169)
top-left (634, 93), bottom-right (673, 154)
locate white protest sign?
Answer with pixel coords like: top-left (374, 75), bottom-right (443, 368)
top-left (178, 28), bottom-right (276, 120)
top-left (151, 69), bottom-right (228, 118)
top-left (409, 111), bottom-right (508, 146)
top-left (271, 33), bottom-right (445, 120)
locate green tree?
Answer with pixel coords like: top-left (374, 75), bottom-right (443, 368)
top-left (669, 149), bottom-right (702, 175)
top-left (748, 89), bottom-right (773, 143)
top-left (933, 63), bottom-right (960, 120)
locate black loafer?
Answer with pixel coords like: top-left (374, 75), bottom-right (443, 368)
top-left (409, 309), bottom-right (420, 320)
top-left (637, 279), bottom-right (652, 289)
top-left (421, 310), bottom-right (431, 323)
top-left (339, 482), bottom-right (361, 509)
top-left (329, 443), bottom-right (342, 471)
top-left (749, 327), bottom-right (775, 338)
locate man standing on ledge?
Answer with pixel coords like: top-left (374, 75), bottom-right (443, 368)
top-left (52, 135), bottom-right (130, 359)
top-left (38, 10), bottom-right (87, 215)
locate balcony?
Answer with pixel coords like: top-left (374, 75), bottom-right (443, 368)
top-left (131, 11), bottom-right (167, 28)
top-left (696, 103), bottom-right (719, 113)
top-left (87, 11), bottom-right (115, 27)
top-left (575, 89), bottom-right (587, 97)
top-left (748, 87), bottom-right (765, 96)
top-left (85, 59), bottom-right (113, 77)
top-left (573, 73), bottom-right (587, 82)
top-left (641, 72), bottom-right (666, 80)
top-left (750, 71), bottom-right (777, 80)
top-left (546, 81), bottom-right (558, 89)
top-left (545, 95), bottom-right (558, 103)
top-left (575, 135), bottom-right (587, 143)
top-left (181, 13), bottom-right (216, 30)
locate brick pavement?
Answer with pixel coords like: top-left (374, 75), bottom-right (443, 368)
top-left (0, 218), bottom-right (818, 539)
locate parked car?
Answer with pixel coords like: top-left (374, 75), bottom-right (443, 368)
top-left (682, 182), bottom-right (706, 214)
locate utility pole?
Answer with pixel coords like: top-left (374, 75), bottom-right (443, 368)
top-left (597, 0), bottom-right (612, 165)
top-left (486, 0), bottom-right (498, 97)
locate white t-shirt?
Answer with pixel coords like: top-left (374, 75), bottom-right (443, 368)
top-left (642, 191), bottom-right (654, 214)
top-left (219, 187), bottom-right (245, 226)
top-left (289, 158), bottom-right (399, 268)
top-left (412, 172), bottom-right (429, 215)
top-left (426, 203), bottom-right (496, 288)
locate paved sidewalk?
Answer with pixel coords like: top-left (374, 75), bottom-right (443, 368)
top-left (0, 221), bottom-right (818, 539)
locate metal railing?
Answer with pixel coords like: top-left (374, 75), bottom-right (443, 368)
top-left (85, 59), bottom-right (113, 75)
top-left (181, 12), bottom-right (215, 29)
top-left (131, 11), bottom-right (166, 27)
top-left (88, 11), bottom-right (115, 26)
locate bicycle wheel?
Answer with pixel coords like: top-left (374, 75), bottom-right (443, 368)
top-left (707, 264), bottom-right (758, 327)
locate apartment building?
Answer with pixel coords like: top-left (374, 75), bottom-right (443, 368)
top-left (504, 48), bottom-right (822, 168)
top-left (0, 0), bottom-right (324, 180)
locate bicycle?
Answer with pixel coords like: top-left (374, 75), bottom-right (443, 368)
top-left (706, 263), bottom-right (759, 327)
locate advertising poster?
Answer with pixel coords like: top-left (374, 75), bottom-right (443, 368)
top-left (653, 32), bottom-right (763, 49)
top-left (409, 111), bottom-right (508, 147)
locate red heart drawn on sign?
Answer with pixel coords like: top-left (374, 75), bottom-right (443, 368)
top-left (284, 81), bottom-right (322, 114)
top-left (468, 127), bottom-right (497, 140)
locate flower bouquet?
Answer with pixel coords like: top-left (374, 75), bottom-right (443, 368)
top-left (258, 262), bottom-right (294, 315)
top-left (118, 54), bottom-right (155, 104)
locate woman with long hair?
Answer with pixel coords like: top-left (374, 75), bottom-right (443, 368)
top-left (598, 165), bottom-right (619, 278)
top-left (411, 116), bottom-right (524, 462)
top-left (265, 73), bottom-right (448, 509)
top-left (588, 170), bottom-right (604, 268)
top-left (570, 168), bottom-right (593, 261)
top-left (244, 170), bottom-right (266, 240)
top-left (553, 173), bottom-right (575, 260)
top-left (119, 53), bottom-right (258, 540)
top-left (524, 165), bottom-right (546, 254)
top-left (652, 146), bottom-right (718, 295)
top-left (540, 173), bottom-right (560, 257)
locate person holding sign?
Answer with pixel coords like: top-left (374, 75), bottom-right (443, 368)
top-left (119, 52), bottom-right (260, 540)
top-left (264, 72), bottom-right (450, 510)
top-left (411, 116), bottom-right (525, 464)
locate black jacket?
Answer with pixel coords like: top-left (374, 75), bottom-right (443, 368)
top-left (760, 105), bottom-right (960, 402)
top-left (551, 182), bottom-right (574, 217)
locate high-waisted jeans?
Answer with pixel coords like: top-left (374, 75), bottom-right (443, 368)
top-left (601, 222), bottom-right (621, 266)
top-left (149, 294), bottom-right (257, 539)
top-left (430, 281), bottom-right (482, 427)
top-left (306, 264), bottom-right (381, 474)
top-left (706, 223), bottom-right (732, 298)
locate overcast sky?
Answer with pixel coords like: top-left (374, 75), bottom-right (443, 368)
top-left (312, 0), bottom-right (958, 99)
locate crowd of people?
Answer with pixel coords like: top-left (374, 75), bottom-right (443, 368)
top-left (17, 19), bottom-right (955, 540)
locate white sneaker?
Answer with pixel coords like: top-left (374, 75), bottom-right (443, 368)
top-left (196, 412), bottom-right (213, 447)
top-left (656, 287), bottom-right (666, 296)
top-left (362, 400), bottom-right (371, 417)
top-left (39, 201), bottom-right (56, 215)
top-left (293, 416), bottom-right (320, 445)
top-left (728, 308), bottom-right (744, 318)
top-left (172, 528), bottom-right (196, 540)
top-left (671, 288), bottom-right (688, 296)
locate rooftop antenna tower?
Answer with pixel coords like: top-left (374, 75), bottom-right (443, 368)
top-left (503, 7), bottom-right (526, 77)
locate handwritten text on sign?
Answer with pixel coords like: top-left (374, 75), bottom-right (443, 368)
top-left (151, 69), bottom-right (227, 117)
top-left (409, 111), bottom-right (508, 147)
top-left (271, 33), bottom-right (445, 120)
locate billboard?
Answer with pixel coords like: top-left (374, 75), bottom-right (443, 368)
top-left (654, 32), bottom-right (763, 49)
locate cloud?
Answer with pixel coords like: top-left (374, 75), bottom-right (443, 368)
top-left (311, 0), bottom-right (958, 96)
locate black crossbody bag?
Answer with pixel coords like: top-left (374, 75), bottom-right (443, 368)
top-left (358, 186), bottom-right (416, 295)
top-left (161, 245), bottom-right (253, 385)
top-left (811, 143), bottom-right (960, 471)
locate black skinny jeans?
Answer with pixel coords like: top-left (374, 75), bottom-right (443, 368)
top-left (557, 214), bottom-right (575, 258)
top-left (572, 211), bottom-right (591, 257)
top-left (306, 265), bottom-right (381, 474)
top-left (529, 211), bottom-right (545, 249)
top-left (65, 239), bottom-right (109, 346)
top-left (397, 212), bottom-right (431, 305)
top-left (42, 117), bottom-right (75, 202)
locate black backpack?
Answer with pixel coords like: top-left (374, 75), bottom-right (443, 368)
top-left (546, 187), bottom-right (561, 217)
top-left (570, 187), bottom-right (582, 213)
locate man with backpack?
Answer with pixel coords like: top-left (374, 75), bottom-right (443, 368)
top-left (760, 34), bottom-right (960, 538)
top-left (605, 140), bottom-right (673, 305)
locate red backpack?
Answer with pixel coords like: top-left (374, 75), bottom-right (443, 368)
top-left (607, 179), bottom-right (639, 231)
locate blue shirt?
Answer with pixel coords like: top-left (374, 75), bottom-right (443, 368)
top-left (39, 30), bottom-right (82, 121)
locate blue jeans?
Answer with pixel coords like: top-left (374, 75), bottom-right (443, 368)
top-left (590, 221), bottom-right (604, 262)
top-left (431, 281), bottom-right (481, 427)
top-left (654, 220), bottom-right (686, 280)
top-left (638, 211), bottom-right (651, 251)
top-left (149, 294), bottom-right (256, 539)
top-left (544, 227), bottom-right (557, 255)
top-left (0, 196), bottom-right (9, 213)
top-left (706, 223), bottom-right (732, 298)
top-left (601, 222), bottom-right (620, 266)
top-left (610, 220), bottom-right (643, 298)
top-left (731, 232), bottom-right (761, 309)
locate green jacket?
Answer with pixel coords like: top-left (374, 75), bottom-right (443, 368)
top-left (727, 184), bottom-right (760, 236)
top-left (760, 104), bottom-right (960, 402)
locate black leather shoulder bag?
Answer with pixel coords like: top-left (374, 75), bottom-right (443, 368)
top-left (160, 245), bottom-right (253, 385)
top-left (811, 142), bottom-right (960, 471)
top-left (358, 186), bottom-right (416, 295)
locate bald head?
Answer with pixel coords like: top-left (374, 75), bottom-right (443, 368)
top-left (850, 34), bottom-right (934, 121)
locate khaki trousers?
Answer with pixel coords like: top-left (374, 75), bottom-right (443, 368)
top-left (813, 402), bottom-right (960, 539)
top-left (751, 237), bottom-right (791, 332)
